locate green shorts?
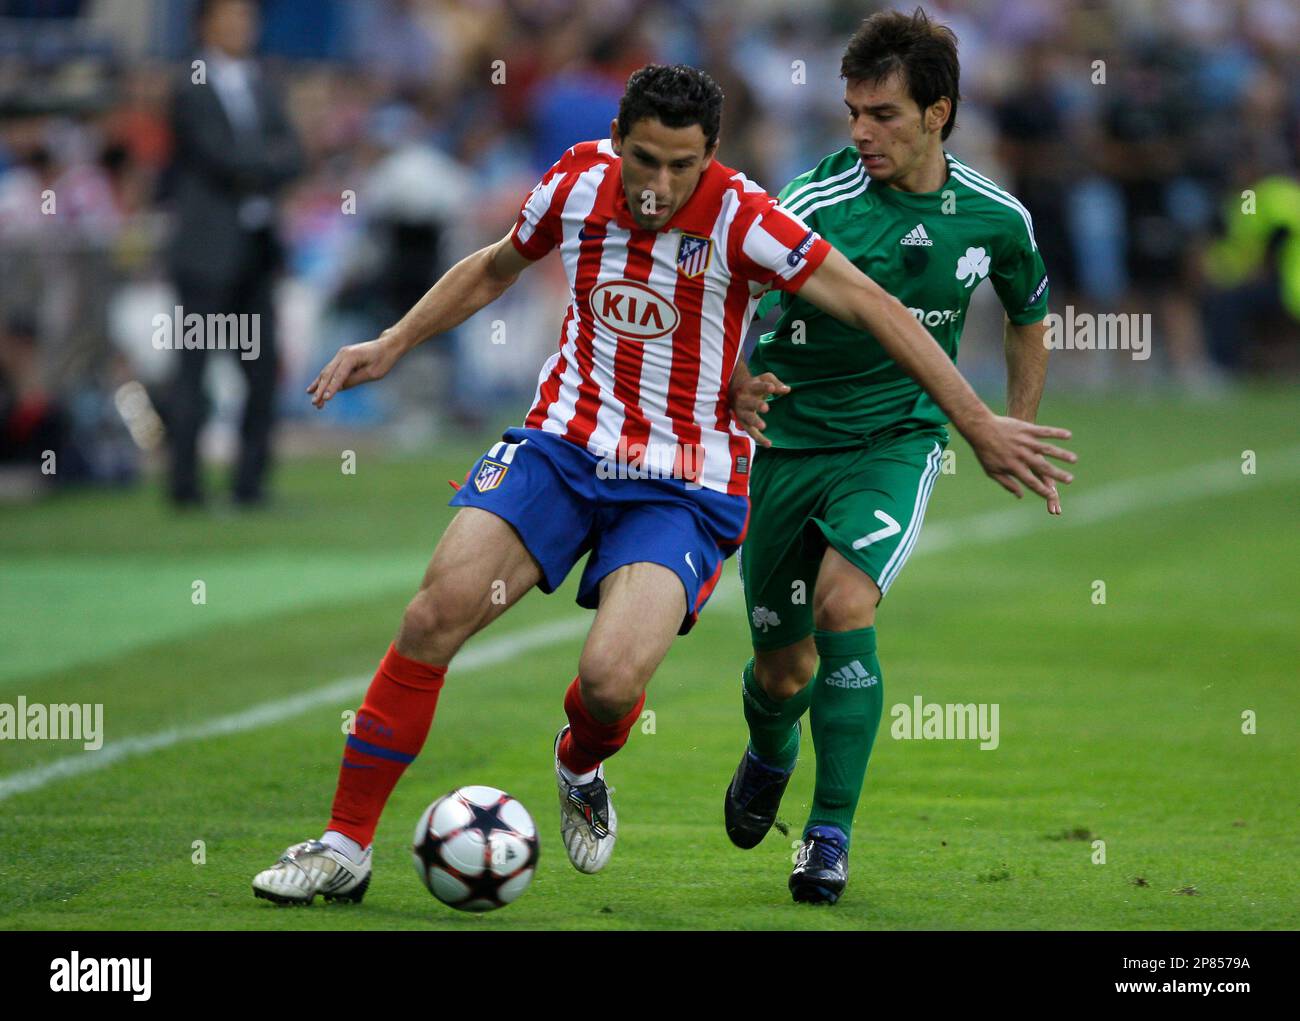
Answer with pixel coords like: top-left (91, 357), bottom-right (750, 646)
top-left (739, 428), bottom-right (947, 650)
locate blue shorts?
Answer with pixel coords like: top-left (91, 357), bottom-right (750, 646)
top-left (449, 427), bottom-right (749, 634)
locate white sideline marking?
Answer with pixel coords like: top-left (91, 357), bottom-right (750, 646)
top-left (923, 446), bottom-right (1300, 551)
top-left (0, 615), bottom-right (590, 803)
top-left (2, 449), bottom-right (1295, 803)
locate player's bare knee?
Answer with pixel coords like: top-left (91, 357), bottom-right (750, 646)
top-left (768, 672), bottom-right (810, 701)
top-left (813, 580), bottom-right (878, 632)
top-left (754, 647), bottom-right (816, 701)
top-left (577, 651), bottom-right (646, 722)
top-left (399, 587), bottom-right (476, 656)
top-left (578, 680), bottom-right (642, 723)
top-left (398, 590), bottom-right (440, 641)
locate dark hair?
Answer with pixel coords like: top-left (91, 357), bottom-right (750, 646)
top-left (841, 7), bottom-right (961, 140)
top-left (195, 0), bottom-right (256, 28)
top-left (617, 64), bottom-right (724, 150)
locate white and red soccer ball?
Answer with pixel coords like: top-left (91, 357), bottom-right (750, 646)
top-left (412, 786), bottom-right (539, 912)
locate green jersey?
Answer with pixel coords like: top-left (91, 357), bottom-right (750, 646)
top-left (751, 146), bottom-right (1050, 450)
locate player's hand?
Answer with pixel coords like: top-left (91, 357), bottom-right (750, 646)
top-left (730, 371), bottom-right (789, 448)
top-left (1006, 477), bottom-right (1063, 515)
top-left (307, 335), bottom-right (401, 409)
top-left (968, 414), bottom-right (1076, 503)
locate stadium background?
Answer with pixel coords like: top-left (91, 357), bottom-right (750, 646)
top-left (0, 0), bottom-right (1296, 931)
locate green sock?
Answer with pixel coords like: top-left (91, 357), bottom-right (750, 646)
top-left (741, 658), bottom-right (812, 771)
top-left (806, 627), bottom-right (883, 845)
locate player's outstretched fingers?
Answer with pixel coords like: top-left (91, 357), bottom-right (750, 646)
top-left (742, 411), bottom-right (770, 447)
top-left (750, 371), bottom-right (790, 395)
top-left (991, 471), bottom-right (1023, 498)
top-left (1034, 456), bottom-right (1074, 485)
top-left (1013, 461), bottom-right (1055, 501)
top-left (317, 354), bottom-right (353, 407)
top-left (1035, 441), bottom-right (1076, 465)
top-left (309, 355), bottom-right (340, 406)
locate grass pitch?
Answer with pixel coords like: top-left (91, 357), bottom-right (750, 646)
top-left (0, 389), bottom-right (1296, 930)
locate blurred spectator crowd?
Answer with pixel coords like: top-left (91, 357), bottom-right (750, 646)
top-left (0, 0), bottom-right (1297, 494)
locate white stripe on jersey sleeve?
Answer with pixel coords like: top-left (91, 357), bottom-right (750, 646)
top-left (781, 161), bottom-right (863, 211)
top-left (516, 172), bottom-right (566, 247)
top-left (785, 166), bottom-right (866, 217)
top-left (792, 172), bottom-right (869, 219)
top-left (728, 171), bottom-right (767, 194)
top-left (739, 207), bottom-right (817, 285)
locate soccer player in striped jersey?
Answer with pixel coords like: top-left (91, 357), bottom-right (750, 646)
top-left (723, 10), bottom-right (1069, 904)
top-left (251, 63), bottom-right (1074, 905)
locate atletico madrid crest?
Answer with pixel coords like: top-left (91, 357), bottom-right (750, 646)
top-left (473, 459), bottom-right (508, 492)
top-left (676, 233), bottom-right (713, 278)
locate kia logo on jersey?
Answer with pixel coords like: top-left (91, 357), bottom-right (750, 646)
top-left (589, 280), bottom-right (681, 340)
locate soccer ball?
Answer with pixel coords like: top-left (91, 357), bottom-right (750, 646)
top-left (412, 785), bottom-right (539, 912)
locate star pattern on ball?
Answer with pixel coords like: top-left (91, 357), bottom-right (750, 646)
top-left (465, 798), bottom-right (516, 835)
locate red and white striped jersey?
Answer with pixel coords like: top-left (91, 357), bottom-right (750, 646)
top-left (509, 139), bottom-right (832, 495)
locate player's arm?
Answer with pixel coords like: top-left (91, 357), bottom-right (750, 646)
top-left (796, 247), bottom-right (1075, 501)
top-left (308, 232), bottom-right (535, 408)
top-left (1003, 316), bottom-right (1059, 512)
top-left (1005, 316), bottom-right (1048, 421)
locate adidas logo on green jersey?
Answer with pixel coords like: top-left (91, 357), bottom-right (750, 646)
top-left (824, 661), bottom-right (880, 688)
top-left (899, 223), bottom-right (933, 247)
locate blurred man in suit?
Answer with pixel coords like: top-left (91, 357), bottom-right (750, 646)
top-left (166, 0), bottom-right (302, 507)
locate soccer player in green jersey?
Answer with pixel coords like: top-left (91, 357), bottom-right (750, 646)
top-left (724, 8), bottom-right (1064, 904)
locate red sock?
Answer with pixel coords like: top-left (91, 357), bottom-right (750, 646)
top-left (558, 676), bottom-right (645, 774)
top-left (327, 643), bottom-right (446, 847)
